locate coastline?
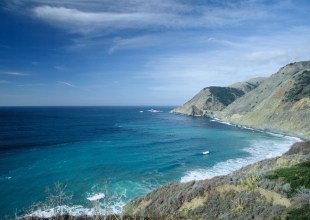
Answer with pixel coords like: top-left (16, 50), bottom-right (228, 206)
top-left (123, 140), bottom-right (310, 219)
top-left (172, 111), bottom-right (307, 141)
top-left (179, 115), bottom-right (302, 182)
top-left (23, 113), bottom-right (304, 218)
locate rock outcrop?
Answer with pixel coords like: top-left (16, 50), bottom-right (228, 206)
top-left (171, 87), bottom-right (245, 116)
top-left (172, 61), bottom-right (310, 139)
top-left (171, 77), bottom-right (266, 116)
top-left (123, 141), bottom-right (310, 219)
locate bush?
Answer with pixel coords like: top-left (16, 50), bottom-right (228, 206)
top-left (266, 161), bottom-right (310, 197)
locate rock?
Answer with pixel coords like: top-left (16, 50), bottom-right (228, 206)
top-left (284, 141), bottom-right (310, 155)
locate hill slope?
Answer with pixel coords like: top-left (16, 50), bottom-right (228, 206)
top-left (171, 77), bottom-right (266, 116)
top-left (172, 61), bottom-right (310, 139)
top-left (172, 87), bottom-right (245, 116)
top-left (230, 77), bottom-right (267, 93)
top-left (216, 61), bottom-right (310, 139)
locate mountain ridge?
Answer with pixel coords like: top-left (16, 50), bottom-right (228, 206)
top-left (172, 61), bottom-right (310, 139)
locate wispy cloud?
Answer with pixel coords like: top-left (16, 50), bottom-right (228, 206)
top-left (54, 66), bottom-right (65, 71)
top-left (57, 81), bottom-right (76, 88)
top-left (108, 34), bottom-right (243, 54)
top-left (32, 5), bottom-right (183, 34)
top-left (0, 80), bottom-right (10, 84)
top-left (1, 71), bottom-right (30, 76)
top-left (16, 83), bottom-right (47, 87)
top-left (14, 0), bottom-right (279, 35)
top-left (137, 27), bottom-right (310, 97)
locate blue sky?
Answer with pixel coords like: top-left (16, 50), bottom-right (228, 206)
top-left (0, 0), bottom-right (310, 106)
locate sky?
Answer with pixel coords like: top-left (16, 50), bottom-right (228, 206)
top-left (0, 0), bottom-right (310, 106)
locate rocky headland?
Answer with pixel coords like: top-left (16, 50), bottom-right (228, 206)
top-left (172, 61), bottom-right (310, 139)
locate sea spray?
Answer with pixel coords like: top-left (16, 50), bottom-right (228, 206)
top-left (180, 136), bottom-right (300, 182)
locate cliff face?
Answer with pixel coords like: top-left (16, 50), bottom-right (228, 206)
top-left (216, 61), bottom-right (310, 139)
top-left (123, 141), bottom-right (310, 219)
top-left (172, 61), bottom-right (310, 139)
top-left (171, 87), bottom-right (245, 116)
top-left (171, 77), bottom-right (265, 116)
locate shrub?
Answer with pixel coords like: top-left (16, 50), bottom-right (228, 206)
top-left (266, 161), bottom-right (310, 197)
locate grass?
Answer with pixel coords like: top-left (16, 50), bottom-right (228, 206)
top-left (208, 87), bottom-right (244, 106)
top-left (285, 70), bottom-right (310, 102)
top-left (287, 205), bottom-right (310, 220)
top-left (266, 160), bottom-right (310, 197)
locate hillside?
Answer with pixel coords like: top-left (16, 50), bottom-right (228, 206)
top-left (171, 77), bottom-right (266, 116)
top-left (172, 61), bottom-right (310, 139)
top-left (230, 77), bottom-right (267, 93)
top-left (123, 141), bottom-right (310, 219)
top-left (216, 61), bottom-right (310, 139)
top-left (172, 87), bottom-right (245, 116)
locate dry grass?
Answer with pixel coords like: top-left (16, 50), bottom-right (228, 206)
top-left (256, 188), bottom-right (291, 208)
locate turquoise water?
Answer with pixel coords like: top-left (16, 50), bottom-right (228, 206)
top-left (0, 107), bottom-right (298, 217)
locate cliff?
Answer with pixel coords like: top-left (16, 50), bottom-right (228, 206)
top-left (123, 141), bottom-right (310, 219)
top-left (172, 61), bottom-right (310, 139)
top-left (171, 77), bottom-right (265, 116)
top-left (172, 87), bottom-right (245, 116)
top-left (217, 61), bottom-right (310, 139)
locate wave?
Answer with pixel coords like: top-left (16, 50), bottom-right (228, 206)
top-left (180, 136), bottom-right (300, 183)
top-left (209, 118), bottom-right (235, 126)
top-left (25, 199), bottom-right (125, 218)
top-left (146, 109), bottom-right (163, 113)
top-left (25, 201), bottom-right (125, 218)
top-left (24, 180), bottom-right (150, 218)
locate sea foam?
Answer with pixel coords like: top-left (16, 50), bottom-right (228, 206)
top-left (180, 136), bottom-right (300, 183)
top-left (25, 200), bottom-right (125, 218)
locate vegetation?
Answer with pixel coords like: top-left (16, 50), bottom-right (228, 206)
top-left (285, 70), bottom-right (310, 102)
top-left (208, 87), bottom-right (244, 106)
top-left (266, 161), bottom-right (310, 197)
top-left (287, 205), bottom-right (310, 220)
top-left (19, 181), bottom-right (124, 220)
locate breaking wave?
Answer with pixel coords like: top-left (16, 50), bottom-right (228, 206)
top-left (180, 135), bottom-right (301, 183)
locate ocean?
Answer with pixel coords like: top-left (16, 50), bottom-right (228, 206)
top-left (0, 106), bottom-right (299, 217)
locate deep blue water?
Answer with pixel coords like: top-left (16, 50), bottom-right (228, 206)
top-left (0, 106), bottom-right (298, 217)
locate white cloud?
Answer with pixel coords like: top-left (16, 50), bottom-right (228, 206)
top-left (108, 34), bottom-right (244, 54)
top-left (57, 81), bottom-right (76, 88)
top-left (32, 5), bottom-right (184, 34)
top-left (0, 80), bottom-right (10, 84)
top-left (1, 71), bottom-right (29, 76)
top-left (26, 0), bottom-right (279, 34)
top-left (137, 27), bottom-right (310, 99)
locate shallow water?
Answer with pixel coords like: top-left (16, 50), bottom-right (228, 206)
top-left (0, 106), bottom-right (298, 217)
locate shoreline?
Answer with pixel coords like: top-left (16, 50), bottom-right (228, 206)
top-left (179, 116), bottom-right (302, 182)
top-left (171, 111), bottom-right (307, 141)
top-left (23, 114), bottom-right (304, 218)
